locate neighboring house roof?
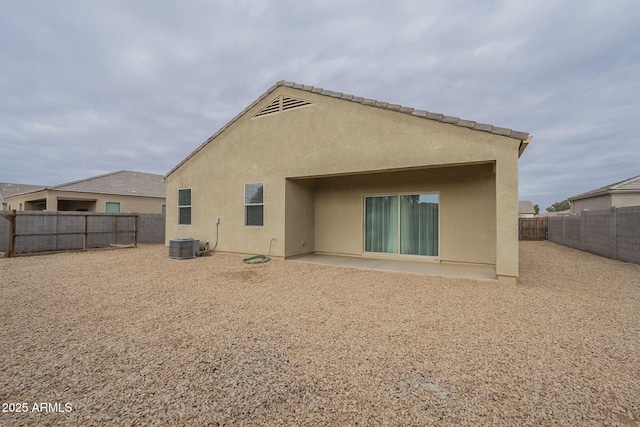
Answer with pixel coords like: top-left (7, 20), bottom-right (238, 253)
top-left (536, 209), bottom-right (570, 217)
top-left (569, 175), bottom-right (640, 201)
top-left (6, 171), bottom-right (165, 199)
top-left (0, 183), bottom-right (46, 204)
top-left (166, 80), bottom-right (532, 179)
top-left (518, 201), bottom-right (536, 215)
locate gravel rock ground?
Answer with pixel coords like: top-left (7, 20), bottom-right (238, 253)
top-left (1, 241), bottom-right (639, 426)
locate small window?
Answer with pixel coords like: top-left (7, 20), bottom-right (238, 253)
top-left (178, 189), bottom-right (191, 225)
top-left (161, 204), bottom-right (166, 215)
top-left (245, 183), bottom-right (264, 226)
top-left (106, 202), bottom-right (121, 213)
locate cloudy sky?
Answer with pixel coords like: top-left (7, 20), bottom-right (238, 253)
top-left (1, 0), bottom-right (638, 211)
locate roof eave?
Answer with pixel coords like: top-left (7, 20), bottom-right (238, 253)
top-left (4, 187), bottom-right (49, 199)
top-left (165, 80), bottom-right (532, 179)
top-left (518, 136), bottom-right (533, 158)
top-left (568, 190), bottom-right (609, 201)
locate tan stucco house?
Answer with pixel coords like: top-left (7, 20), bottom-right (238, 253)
top-left (518, 201), bottom-right (536, 218)
top-left (569, 174), bottom-right (640, 213)
top-left (3, 170), bottom-right (166, 213)
top-left (165, 81), bottom-right (532, 283)
top-left (1, 183), bottom-right (44, 211)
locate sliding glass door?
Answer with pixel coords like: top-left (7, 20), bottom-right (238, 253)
top-left (365, 196), bottom-right (398, 253)
top-left (365, 193), bottom-right (439, 257)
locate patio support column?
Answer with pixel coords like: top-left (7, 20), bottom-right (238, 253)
top-left (495, 153), bottom-right (519, 284)
top-left (46, 192), bottom-right (56, 211)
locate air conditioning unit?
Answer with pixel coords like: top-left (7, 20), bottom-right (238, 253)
top-left (169, 238), bottom-right (200, 259)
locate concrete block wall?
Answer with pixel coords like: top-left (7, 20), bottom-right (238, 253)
top-left (548, 207), bottom-right (640, 265)
top-left (616, 206), bottom-right (640, 264)
top-left (0, 211), bottom-right (10, 252)
top-left (564, 215), bottom-right (582, 250)
top-left (585, 211), bottom-right (612, 258)
top-left (0, 211), bottom-right (166, 255)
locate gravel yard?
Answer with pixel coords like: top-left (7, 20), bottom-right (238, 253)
top-left (1, 241), bottom-right (639, 426)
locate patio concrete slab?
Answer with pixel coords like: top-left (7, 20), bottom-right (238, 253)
top-left (287, 253), bottom-right (497, 281)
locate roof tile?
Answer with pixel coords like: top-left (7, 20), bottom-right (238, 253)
top-left (510, 131), bottom-right (529, 140)
top-left (474, 123), bottom-right (493, 132)
top-left (492, 126), bottom-right (512, 136)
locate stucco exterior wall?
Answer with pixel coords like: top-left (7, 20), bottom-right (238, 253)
top-left (311, 164), bottom-right (496, 264)
top-left (6, 190), bottom-right (165, 214)
top-left (571, 195), bottom-right (611, 213)
top-left (571, 193), bottom-right (640, 214)
top-left (284, 179), bottom-right (316, 257)
top-left (611, 193), bottom-right (640, 208)
top-left (165, 86), bottom-right (522, 279)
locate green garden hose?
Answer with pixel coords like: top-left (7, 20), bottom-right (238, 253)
top-left (242, 238), bottom-right (274, 264)
top-left (242, 254), bottom-right (270, 264)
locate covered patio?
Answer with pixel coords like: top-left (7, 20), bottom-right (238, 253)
top-left (287, 252), bottom-right (497, 281)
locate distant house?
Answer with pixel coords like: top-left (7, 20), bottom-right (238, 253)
top-left (518, 201), bottom-right (536, 218)
top-left (0, 183), bottom-right (45, 210)
top-left (3, 170), bottom-right (166, 213)
top-left (569, 175), bottom-right (640, 213)
top-left (165, 81), bottom-right (532, 284)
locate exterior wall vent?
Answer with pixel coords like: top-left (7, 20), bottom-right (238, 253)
top-left (253, 95), bottom-right (313, 118)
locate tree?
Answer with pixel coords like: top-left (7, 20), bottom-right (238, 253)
top-left (546, 199), bottom-right (570, 212)
top-left (533, 204), bottom-right (540, 215)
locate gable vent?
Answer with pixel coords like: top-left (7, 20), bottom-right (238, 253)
top-left (253, 95), bottom-right (313, 118)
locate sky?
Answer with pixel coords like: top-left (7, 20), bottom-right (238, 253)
top-left (1, 1), bottom-right (639, 211)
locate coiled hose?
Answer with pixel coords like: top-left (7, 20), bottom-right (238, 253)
top-left (242, 238), bottom-right (274, 264)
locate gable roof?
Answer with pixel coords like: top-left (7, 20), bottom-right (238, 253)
top-left (518, 201), bottom-right (536, 214)
top-left (0, 183), bottom-right (46, 204)
top-left (569, 175), bottom-right (640, 201)
top-left (5, 171), bottom-right (165, 199)
top-left (165, 80), bottom-right (532, 179)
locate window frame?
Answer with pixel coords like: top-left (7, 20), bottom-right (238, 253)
top-left (178, 188), bottom-right (192, 225)
top-left (244, 182), bottom-right (264, 227)
top-left (105, 202), bottom-right (121, 213)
